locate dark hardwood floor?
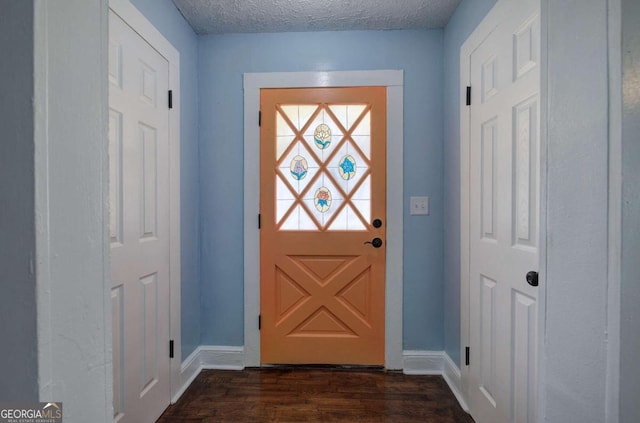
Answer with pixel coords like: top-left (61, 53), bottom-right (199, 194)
top-left (158, 368), bottom-right (474, 422)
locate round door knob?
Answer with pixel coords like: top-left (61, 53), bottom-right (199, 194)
top-left (526, 271), bottom-right (539, 287)
top-left (364, 237), bottom-right (383, 248)
top-left (372, 219), bottom-right (383, 228)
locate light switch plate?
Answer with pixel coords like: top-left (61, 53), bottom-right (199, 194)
top-left (410, 196), bottom-right (429, 216)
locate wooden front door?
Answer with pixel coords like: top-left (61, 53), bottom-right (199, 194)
top-left (260, 87), bottom-right (386, 365)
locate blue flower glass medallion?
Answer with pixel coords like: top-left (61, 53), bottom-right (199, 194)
top-left (338, 155), bottom-right (356, 180)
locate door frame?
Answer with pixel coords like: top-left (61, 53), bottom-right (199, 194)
top-left (243, 70), bottom-right (404, 369)
top-left (459, 0), bottom-right (545, 410)
top-left (108, 0), bottom-right (182, 402)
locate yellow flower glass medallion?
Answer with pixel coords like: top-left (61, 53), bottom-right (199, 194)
top-left (313, 124), bottom-right (331, 150)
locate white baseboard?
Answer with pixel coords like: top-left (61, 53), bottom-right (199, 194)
top-left (442, 353), bottom-right (469, 411)
top-left (403, 350), bottom-right (468, 412)
top-left (172, 345), bottom-right (245, 403)
top-left (403, 350), bottom-right (444, 374)
top-left (199, 345), bottom-right (245, 370)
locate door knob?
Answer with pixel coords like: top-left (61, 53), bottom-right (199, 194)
top-left (364, 238), bottom-right (383, 248)
top-left (372, 219), bottom-right (383, 228)
top-left (526, 271), bottom-right (539, 287)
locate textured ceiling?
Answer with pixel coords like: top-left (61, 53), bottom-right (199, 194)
top-left (172, 0), bottom-right (461, 34)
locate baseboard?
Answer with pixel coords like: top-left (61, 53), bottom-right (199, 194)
top-left (403, 350), bottom-right (468, 412)
top-left (442, 353), bottom-right (469, 412)
top-left (403, 350), bottom-right (444, 375)
top-left (172, 347), bottom-right (202, 403)
top-left (199, 345), bottom-right (245, 370)
top-left (172, 345), bottom-right (245, 403)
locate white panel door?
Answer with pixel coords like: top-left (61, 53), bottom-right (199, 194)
top-left (109, 10), bottom-right (171, 423)
top-left (467, 0), bottom-right (540, 422)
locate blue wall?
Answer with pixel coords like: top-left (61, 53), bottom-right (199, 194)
top-left (198, 30), bottom-right (445, 350)
top-left (130, 0), bottom-right (201, 358)
top-left (442, 0), bottom-right (497, 366)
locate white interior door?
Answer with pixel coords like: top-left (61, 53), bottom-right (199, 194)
top-left (466, 0), bottom-right (540, 422)
top-left (109, 10), bottom-right (171, 423)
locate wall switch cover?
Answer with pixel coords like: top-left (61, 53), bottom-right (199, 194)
top-left (410, 196), bottom-right (429, 215)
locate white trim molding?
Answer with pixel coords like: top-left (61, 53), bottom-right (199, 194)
top-left (243, 70), bottom-right (404, 370)
top-left (173, 346), bottom-right (245, 403)
top-left (403, 351), bottom-right (445, 375)
top-left (443, 353), bottom-right (469, 412)
top-left (402, 351), bottom-right (469, 412)
top-left (109, 0), bottom-right (183, 402)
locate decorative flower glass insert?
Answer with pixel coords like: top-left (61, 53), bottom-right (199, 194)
top-left (313, 123), bottom-right (332, 150)
top-left (338, 155), bottom-right (356, 180)
top-left (275, 101), bottom-right (373, 230)
top-left (290, 155), bottom-right (308, 181)
top-left (314, 187), bottom-right (332, 213)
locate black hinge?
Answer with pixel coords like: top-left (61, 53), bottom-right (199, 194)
top-left (169, 340), bottom-right (174, 358)
top-left (258, 315), bottom-right (261, 330)
top-left (258, 110), bottom-right (262, 127)
top-left (258, 213), bottom-right (261, 229)
top-left (466, 86), bottom-right (471, 106)
top-left (168, 90), bottom-right (173, 109)
top-left (465, 346), bottom-right (470, 366)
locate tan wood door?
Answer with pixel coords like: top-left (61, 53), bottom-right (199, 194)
top-left (260, 87), bottom-right (386, 365)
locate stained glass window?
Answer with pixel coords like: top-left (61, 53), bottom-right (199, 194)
top-left (275, 103), bottom-right (371, 231)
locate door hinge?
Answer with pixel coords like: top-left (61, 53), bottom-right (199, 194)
top-left (169, 340), bottom-right (174, 358)
top-left (258, 110), bottom-right (262, 127)
top-left (258, 213), bottom-right (261, 229)
top-left (466, 86), bottom-right (471, 106)
top-left (168, 90), bottom-right (173, 109)
top-left (258, 314), bottom-right (261, 330)
top-left (465, 346), bottom-right (470, 366)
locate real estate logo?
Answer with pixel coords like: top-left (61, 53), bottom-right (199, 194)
top-left (0, 402), bottom-right (62, 423)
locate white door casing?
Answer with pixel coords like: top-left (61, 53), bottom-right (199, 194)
top-left (109, 0), bottom-right (182, 419)
top-left (461, 0), bottom-right (540, 422)
top-left (243, 71), bottom-right (404, 369)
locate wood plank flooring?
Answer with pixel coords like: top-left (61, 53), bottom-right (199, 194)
top-left (158, 368), bottom-right (474, 422)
